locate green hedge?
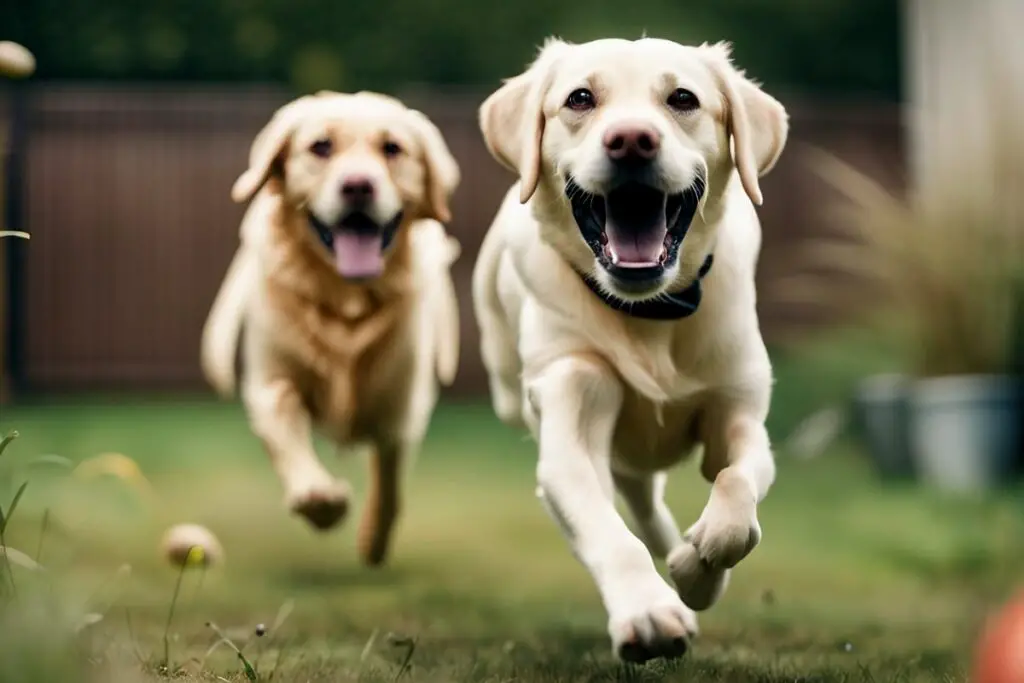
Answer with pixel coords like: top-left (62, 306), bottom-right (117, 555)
top-left (2, 0), bottom-right (899, 97)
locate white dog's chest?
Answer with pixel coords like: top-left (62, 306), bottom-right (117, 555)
top-left (610, 386), bottom-right (707, 474)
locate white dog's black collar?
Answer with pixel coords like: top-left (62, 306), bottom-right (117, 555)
top-left (576, 254), bottom-right (714, 321)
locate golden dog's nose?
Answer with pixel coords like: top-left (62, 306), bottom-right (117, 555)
top-left (340, 176), bottom-right (375, 207)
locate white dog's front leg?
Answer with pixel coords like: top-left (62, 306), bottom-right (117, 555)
top-left (668, 401), bottom-right (776, 611)
top-left (528, 356), bottom-right (697, 664)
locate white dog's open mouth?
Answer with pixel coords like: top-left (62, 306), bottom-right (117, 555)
top-left (308, 211), bottom-right (403, 280)
top-left (566, 177), bottom-right (703, 282)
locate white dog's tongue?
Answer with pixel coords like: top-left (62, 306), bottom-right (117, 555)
top-left (605, 186), bottom-right (668, 266)
top-left (605, 215), bottom-right (667, 266)
top-left (333, 231), bottom-right (384, 278)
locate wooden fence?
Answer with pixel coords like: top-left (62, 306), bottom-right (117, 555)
top-left (0, 84), bottom-right (905, 397)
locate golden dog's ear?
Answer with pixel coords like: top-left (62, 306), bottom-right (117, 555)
top-left (408, 109), bottom-right (461, 224)
top-left (479, 38), bottom-right (570, 204)
top-left (703, 42), bottom-right (789, 206)
top-left (230, 96), bottom-right (316, 204)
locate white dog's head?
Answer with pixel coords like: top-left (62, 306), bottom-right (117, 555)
top-left (232, 91), bottom-right (459, 280)
top-left (479, 37), bottom-right (788, 301)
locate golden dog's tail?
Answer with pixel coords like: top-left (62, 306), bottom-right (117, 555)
top-left (200, 245), bottom-right (256, 398)
top-left (412, 220), bottom-right (461, 386)
top-left (434, 232), bottom-right (461, 386)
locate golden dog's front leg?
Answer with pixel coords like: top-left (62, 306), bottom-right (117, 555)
top-left (668, 399), bottom-right (776, 610)
top-left (527, 355), bottom-right (697, 664)
top-left (244, 376), bottom-right (352, 531)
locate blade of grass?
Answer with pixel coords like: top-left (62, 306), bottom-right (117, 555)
top-left (0, 545), bottom-right (43, 570)
top-left (161, 552), bottom-right (192, 672)
top-left (124, 607), bottom-right (146, 665)
top-left (206, 621), bottom-right (259, 681)
top-left (0, 431), bottom-right (18, 459)
top-left (35, 508), bottom-right (49, 562)
top-left (29, 454), bottom-right (75, 470)
top-left (1, 481), bottom-right (28, 534)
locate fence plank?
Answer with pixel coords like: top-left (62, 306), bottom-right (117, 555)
top-left (1, 85), bottom-right (904, 395)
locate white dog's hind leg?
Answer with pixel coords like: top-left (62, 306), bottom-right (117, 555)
top-left (472, 224), bottom-right (524, 426)
top-left (613, 471), bottom-right (684, 561)
top-left (528, 355), bottom-right (697, 664)
top-left (668, 405), bottom-right (775, 611)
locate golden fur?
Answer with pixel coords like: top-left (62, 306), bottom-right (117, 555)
top-left (201, 91), bottom-right (460, 566)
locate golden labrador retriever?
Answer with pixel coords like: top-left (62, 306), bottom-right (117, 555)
top-left (473, 38), bottom-right (788, 661)
top-left (201, 91), bottom-right (461, 566)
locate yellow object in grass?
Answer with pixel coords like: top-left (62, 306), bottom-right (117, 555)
top-left (161, 524), bottom-right (224, 568)
top-left (73, 452), bottom-right (160, 507)
top-left (186, 545), bottom-right (205, 566)
top-left (74, 452), bottom-right (148, 484)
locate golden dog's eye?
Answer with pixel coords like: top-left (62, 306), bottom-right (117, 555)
top-left (666, 88), bottom-right (700, 112)
top-left (309, 138), bottom-right (333, 158)
top-left (382, 140), bottom-right (403, 158)
top-left (565, 88), bottom-right (596, 112)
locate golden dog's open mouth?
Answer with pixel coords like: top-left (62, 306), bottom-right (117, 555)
top-left (308, 211), bottom-right (404, 280)
top-left (566, 177), bottom-right (703, 283)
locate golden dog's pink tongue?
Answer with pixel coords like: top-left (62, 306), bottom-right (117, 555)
top-left (333, 231), bottom-right (383, 278)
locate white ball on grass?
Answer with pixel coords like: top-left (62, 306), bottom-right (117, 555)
top-left (161, 523), bottom-right (224, 568)
top-left (0, 42), bottom-right (36, 79)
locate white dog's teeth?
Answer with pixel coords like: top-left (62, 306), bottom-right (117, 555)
top-left (610, 249), bottom-right (620, 265)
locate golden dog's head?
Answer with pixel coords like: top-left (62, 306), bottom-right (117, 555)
top-left (232, 91), bottom-right (460, 280)
top-left (480, 38), bottom-right (788, 301)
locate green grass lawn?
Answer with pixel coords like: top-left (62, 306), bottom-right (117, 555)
top-left (0, 396), bottom-right (1022, 682)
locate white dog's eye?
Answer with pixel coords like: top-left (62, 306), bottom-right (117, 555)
top-left (309, 138), bottom-right (333, 158)
top-left (382, 140), bottom-right (403, 158)
top-left (666, 88), bottom-right (700, 112)
top-left (565, 88), bottom-right (596, 112)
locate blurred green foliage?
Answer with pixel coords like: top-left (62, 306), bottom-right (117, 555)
top-left (3, 0), bottom-right (899, 97)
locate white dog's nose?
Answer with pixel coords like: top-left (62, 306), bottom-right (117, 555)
top-left (603, 122), bottom-right (661, 162)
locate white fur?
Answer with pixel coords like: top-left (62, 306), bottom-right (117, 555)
top-left (473, 37), bottom-right (788, 663)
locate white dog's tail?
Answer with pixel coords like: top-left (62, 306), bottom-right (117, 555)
top-left (200, 245), bottom-right (256, 398)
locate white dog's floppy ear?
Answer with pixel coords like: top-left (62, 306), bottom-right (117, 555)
top-left (704, 42), bottom-right (789, 206)
top-left (479, 38), bottom-right (570, 204)
top-left (230, 96), bottom-right (317, 204)
top-left (408, 109), bottom-right (461, 224)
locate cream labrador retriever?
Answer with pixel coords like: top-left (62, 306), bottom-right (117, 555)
top-left (201, 91), bottom-right (461, 566)
top-left (473, 38), bottom-right (787, 661)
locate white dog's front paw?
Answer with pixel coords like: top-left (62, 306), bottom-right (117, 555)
top-left (607, 581), bottom-right (699, 664)
top-left (286, 479), bottom-right (352, 531)
top-left (667, 473), bottom-right (760, 610)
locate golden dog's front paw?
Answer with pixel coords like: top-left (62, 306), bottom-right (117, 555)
top-left (287, 480), bottom-right (352, 531)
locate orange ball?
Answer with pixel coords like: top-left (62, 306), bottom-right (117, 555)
top-left (973, 590), bottom-right (1024, 683)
